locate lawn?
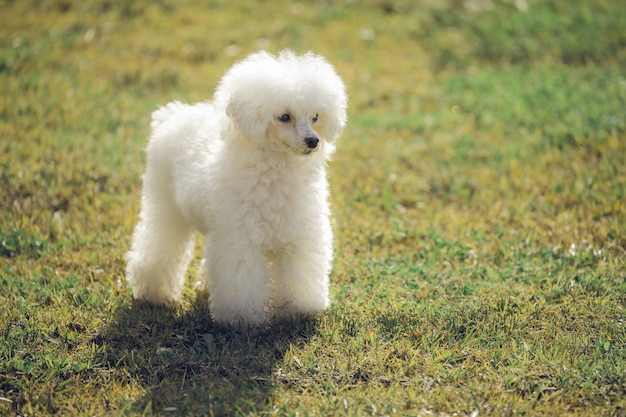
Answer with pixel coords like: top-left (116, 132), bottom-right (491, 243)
top-left (1, 0), bottom-right (625, 415)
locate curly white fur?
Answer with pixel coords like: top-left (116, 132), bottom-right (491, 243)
top-left (125, 50), bottom-right (347, 328)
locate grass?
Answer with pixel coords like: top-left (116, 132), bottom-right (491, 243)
top-left (1, 0), bottom-right (625, 415)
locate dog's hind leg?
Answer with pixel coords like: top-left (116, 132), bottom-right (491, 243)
top-left (126, 176), bottom-right (194, 305)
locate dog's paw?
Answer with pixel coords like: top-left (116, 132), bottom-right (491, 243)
top-left (272, 295), bottom-right (330, 320)
top-left (131, 285), bottom-right (181, 306)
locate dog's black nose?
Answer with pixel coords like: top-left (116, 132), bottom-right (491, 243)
top-left (305, 136), bottom-right (319, 149)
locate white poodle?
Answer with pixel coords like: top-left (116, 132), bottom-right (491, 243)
top-left (125, 50), bottom-right (347, 328)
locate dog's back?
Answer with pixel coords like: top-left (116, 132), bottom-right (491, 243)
top-left (151, 101), bottom-right (189, 130)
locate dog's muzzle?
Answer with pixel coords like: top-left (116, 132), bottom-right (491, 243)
top-left (305, 136), bottom-right (319, 150)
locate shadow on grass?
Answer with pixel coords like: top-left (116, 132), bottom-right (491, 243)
top-left (95, 298), bottom-right (317, 415)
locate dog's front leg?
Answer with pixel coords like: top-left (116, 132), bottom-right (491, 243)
top-left (271, 242), bottom-right (331, 320)
top-left (204, 234), bottom-right (271, 328)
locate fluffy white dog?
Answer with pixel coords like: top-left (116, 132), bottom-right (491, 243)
top-left (126, 50), bottom-right (347, 328)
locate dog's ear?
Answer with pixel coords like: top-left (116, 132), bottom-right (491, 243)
top-left (226, 95), bottom-right (267, 139)
top-left (319, 112), bottom-right (346, 145)
top-left (316, 98), bottom-right (347, 147)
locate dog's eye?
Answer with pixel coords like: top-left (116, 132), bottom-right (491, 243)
top-left (278, 114), bottom-right (291, 123)
top-left (312, 114), bottom-right (318, 123)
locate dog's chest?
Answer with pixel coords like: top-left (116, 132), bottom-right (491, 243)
top-left (239, 162), bottom-right (318, 247)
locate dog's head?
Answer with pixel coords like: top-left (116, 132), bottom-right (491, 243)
top-left (215, 50), bottom-right (347, 156)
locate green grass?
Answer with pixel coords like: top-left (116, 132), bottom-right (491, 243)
top-left (1, 0), bottom-right (625, 415)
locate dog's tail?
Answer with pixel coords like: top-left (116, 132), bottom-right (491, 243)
top-left (151, 101), bottom-right (187, 130)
